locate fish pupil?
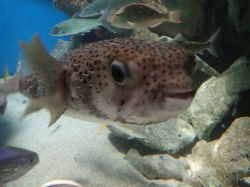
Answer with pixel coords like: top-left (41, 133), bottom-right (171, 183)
top-left (110, 60), bottom-right (130, 85)
top-left (28, 158), bottom-right (34, 164)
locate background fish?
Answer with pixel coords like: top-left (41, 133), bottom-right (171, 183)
top-left (0, 35), bottom-right (196, 128)
top-left (51, 7), bottom-right (115, 36)
top-left (159, 28), bottom-right (222, 57)
top-left (110, 3), bottom-right (181, 29)
top-left (0, 146), bottom-right (39, 186)
top-left (79, 0), bottom-right (140, 18)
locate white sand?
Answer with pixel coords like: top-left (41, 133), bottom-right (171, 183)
top-left (0, 93), bottom-right (154, 187)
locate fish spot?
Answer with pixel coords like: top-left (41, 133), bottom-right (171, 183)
top-left (144, 90), bottom-right (148, 94)
top-left (120, 100), bottom-right (125, 106)
top-left (162, 70), bottom-right (166, 74)
top-left (105, 83), bottom-right (108, 86)
top-left (71, 97), bottom-right (74, 101)
top-left (103, 75), bottom-right (106, 78)
top-left (83, 80), bottom-right (87, 84)
top-left (143, 75), bottom-right (146, 79)
top-left (99, 82), bottom-right (102, 86)
top-left (146, 82), bottom-right (150, 86)
top-left (97, 74), bottom-right (100, 78)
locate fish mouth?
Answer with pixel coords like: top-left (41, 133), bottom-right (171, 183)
top-left (164, 89), bottom-right (197, 100)
top-left (162, 89), bottom-right (197, 112)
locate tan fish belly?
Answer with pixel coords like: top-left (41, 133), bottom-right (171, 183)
top-left (2, 36), bottom-right (196, 127)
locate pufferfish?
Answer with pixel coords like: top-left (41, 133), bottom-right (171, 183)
top-left (0, 35), bottom-right (196, 132)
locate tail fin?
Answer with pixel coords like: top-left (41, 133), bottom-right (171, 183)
top-left (100, 5), bottom-right (116, 33)
top-left (0, 65), bottom-right (21, 94)
top-left (167, 10), bottom-right (181, 23)
top-left (207, 28), bottom-right (222, 57)
top-left (20, 34), bottom-right (72, 127)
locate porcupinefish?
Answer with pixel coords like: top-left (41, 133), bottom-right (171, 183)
top-left (159, 28), bottom-right (222, 57)
top-left (41, 179), bottom-right (82, 187)
top-left (0, 35), bottom-right (196, 129)
top-left (51, 7), bottom-right (115, 36)
top-left (79, 0), bottom-right (140, 18)
top-left (110, 3), bottom-right (181, 29)
top-left (0, 146), bottom-right (39, 186)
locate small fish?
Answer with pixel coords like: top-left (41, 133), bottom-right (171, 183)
top-left (110, 3), bottom-right (181, 29)
top-left (0, 35), bottom-right (196, 129)
top-left (41, 179), bottom-right (82, 187)
top-left (159, 28), bottom-right (222, 57)
top-left (79, 0), bottom-right (139, 18)
top-left (0, 146), bottom-right (39, 186)
top-left (51, 6), bottom-right (115, 36)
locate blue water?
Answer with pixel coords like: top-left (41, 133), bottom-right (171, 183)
top-left (0, 0), bottom-right (70, 77)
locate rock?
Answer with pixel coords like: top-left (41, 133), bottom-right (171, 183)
top-left (53, 0), bottom-right (88, 16)
top-left (108, 118), bottom-right (197, 154)
top-left (186, 117), bottom-right (250, 186)
top-left (125, 117), bottom-right (250, 186)
top-left (227, 0), bottom-right (250, 33)
top-left (50, 39), bottom-right (73, 59)
top-left (130, 28), bottom-right (160, 41)
top-left (178, 56), bottom-right (250, 139)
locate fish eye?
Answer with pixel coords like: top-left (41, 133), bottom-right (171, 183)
top-left (28, 158), bottom-right (34, 164)
top-left (110, 60), bottom-right (131, 85)
top-left (85, 8), bottom-right (88, 10)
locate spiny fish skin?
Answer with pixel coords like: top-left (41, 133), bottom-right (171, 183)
top-left (0, 146), bottom-right (39, 186)
top-left (110, 3), bottom-right (181, 29)
top-left (3, 37), bottom-right (196, 127)
top-left (79, 0), bottom-right (139, 18)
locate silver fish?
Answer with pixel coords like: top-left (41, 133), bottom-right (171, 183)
top-left (0, 35), bottom-right (196, 129)
top-left (0, 146), bottom-right (39, 186)
top-left (159, 28), bottom-right (222, 57)
top-left (41, 179), bottom-right (82, 187)
top-left (51, 7), bottom-right (115, 36)
top-left (79, 0), bottom-right (139, 18)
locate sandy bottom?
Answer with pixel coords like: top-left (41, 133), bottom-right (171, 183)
top-left (0, 93), bottom-right (158, 187)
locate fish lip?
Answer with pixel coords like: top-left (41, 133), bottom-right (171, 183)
top-left (164, 89), bottom-right (197, 99)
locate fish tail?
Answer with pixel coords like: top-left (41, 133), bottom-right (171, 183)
top-left (167, 10), bottom-right (182, 23)
top-left (207, 27), bottom-right (222, 57)
top-left (0, 66), bottom-right (21, 94)
top-left (100, 5), bottom-right (116, 33)
top-left (20, 34), bottom-right (72, 127)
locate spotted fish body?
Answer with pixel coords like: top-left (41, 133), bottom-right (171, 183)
top-left (1, 36), bottom-right (196, 127)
